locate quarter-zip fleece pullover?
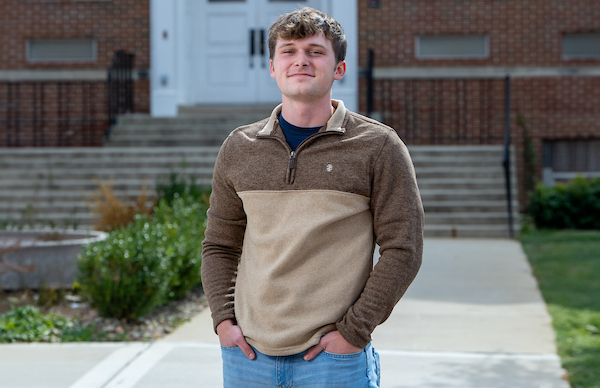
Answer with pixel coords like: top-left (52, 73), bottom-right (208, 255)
top-left (201, 100), bottom-right (424, 356)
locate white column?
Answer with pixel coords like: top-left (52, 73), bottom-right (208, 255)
top-left (150, 0), bottom-right (178, 117)
top-left (329, 0), bottom-right (358, 112)
top-left (176, 0), bottom-right (194, 106)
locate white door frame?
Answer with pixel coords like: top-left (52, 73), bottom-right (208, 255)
top-left (150, 0), bottom-right (358, 116)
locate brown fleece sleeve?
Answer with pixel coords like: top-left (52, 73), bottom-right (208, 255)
top-left (201, 136), bottom-right (247, 333)
top-left (336, 130), bottom-right (424, 348)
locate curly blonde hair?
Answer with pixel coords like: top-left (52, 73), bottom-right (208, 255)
top-left (268, 7), bottom-right (347, 64)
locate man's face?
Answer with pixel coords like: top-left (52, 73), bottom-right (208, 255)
top-left (270, 33), bottom-right (346, 103)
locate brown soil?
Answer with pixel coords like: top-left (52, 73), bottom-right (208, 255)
top-left (0, 286), bottom-right (207, 342)
top-left (0, 288), bottom-right (97, 320)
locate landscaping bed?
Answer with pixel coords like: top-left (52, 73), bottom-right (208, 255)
top-left (0, 285), bottom-right (207, 342)
top-left (1, 174), bottom-right (211, 343)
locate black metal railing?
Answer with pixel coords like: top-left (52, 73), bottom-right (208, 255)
top-left (366, 78), bottom-right (507, 145)
top-left (362, 52), bottom-right (508, 145)
top-left (362, 50), bottom-right (514, 235)
top-left (0, 81), bottom-right (107, 147)
top-left (365, 49), bottom-right (375, 118)
top-left (107, 50), bottom-right (135, 139)
top-left (502, 76), bottom-right (514, 238)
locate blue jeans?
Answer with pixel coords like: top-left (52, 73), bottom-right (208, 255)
top-left (221, 343), bottom-right (380, 388)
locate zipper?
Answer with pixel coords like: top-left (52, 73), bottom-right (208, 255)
top-left (257, 130), bottom-right (343, 184)
top-left (288, 150), bottom-right (296, 184)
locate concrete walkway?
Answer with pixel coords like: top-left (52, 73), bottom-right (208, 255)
top-left (0, 239), bottom-right (570, 387)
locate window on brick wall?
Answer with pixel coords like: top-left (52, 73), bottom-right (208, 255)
top-left (542, 139), bottom-right (600, 185)
top-left (563, 34), bottom-right (600, 59)
top-left (27, 39), bottom-right (97, 62)
top-left (543, 139), bottom-right (600, 172)
top-left (416, 35), bottom-right (489, 59)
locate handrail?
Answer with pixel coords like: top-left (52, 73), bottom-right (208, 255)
top-left (107, 50), bottom-right (135, 140)
top-left (1, 81), bottom-right (105, 147)
top-left (501, 76), bottom-right (515, 238)
top-left (366, 49), bottom-right (374, 118)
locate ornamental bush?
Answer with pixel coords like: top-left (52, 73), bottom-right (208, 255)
top-left (153, 196), bottom-right (207, 300)
top-left (77, 195), bottom-right (208, 320)
top-left (155, 171), bottom-right (211, 207)
top-left (526, 176), bottom-right (600, 230)
top-left (0, 305), bottom-right (92, 343)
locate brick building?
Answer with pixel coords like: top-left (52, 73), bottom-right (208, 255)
top-left (358, 0), bottom-right (600, 202)
top-left (1, 0), bottom-right (599, 205)
top-left (0, 0), bottom-right (150, 146)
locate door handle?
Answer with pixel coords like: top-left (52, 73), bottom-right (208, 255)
top-left (249, 29), bottom-right (256, 68)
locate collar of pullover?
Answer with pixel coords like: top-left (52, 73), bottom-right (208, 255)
top-left (258, 99), bottom-right (347, 136)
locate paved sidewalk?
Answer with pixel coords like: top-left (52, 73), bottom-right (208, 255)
top-left (0, 239), bottom-right (570, 387)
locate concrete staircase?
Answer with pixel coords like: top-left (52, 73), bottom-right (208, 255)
top-left (0, 147), bottom-right (219, 229)
top-left (412, 146), bottom-right (519, 238)
top-left (0, 112), bottom-right (519, 237)
top-left (105, 106), bottom-right (274, 147)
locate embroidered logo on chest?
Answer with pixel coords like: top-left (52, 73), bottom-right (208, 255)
top-left (326, 164), bottom-right (334, 172)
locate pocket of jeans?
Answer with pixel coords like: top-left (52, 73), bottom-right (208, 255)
top-left (220, 345), bottom-right (239, 351)
top-left (322, 349), bottom-right (364, 360)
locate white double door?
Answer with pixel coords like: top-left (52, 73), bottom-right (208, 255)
top-left (195, 0), bottom-right (323, 104)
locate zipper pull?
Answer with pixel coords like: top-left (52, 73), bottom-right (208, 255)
top-left (289, 151), bottom-right (296, 170)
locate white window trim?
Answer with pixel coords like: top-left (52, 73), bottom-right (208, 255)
top-left (26, 39), bottom-right (98, 63)
top-left (562, 33), bottom-right (600, 60)
top-left (415, 35), bottom-right (489, 59)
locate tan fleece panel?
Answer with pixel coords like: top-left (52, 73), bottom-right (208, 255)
top-left (235, 190), bottom-right (374, 356)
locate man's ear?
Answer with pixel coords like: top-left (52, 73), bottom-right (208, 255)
top-left (334, 61), bottom-right (346, 81)
top-left (270, 59), bottom-right (276, 79)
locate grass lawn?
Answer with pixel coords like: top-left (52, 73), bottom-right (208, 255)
top-left (521, 229), bottom-right (600, 388)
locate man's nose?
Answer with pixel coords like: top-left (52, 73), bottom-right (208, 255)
top-left (294, 52), bottom-right (309, 67)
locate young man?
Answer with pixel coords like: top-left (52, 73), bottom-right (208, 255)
top-left (201, 7), bottom-right (424, 387)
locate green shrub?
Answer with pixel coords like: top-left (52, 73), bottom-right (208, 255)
top-left (77, 215), bottom-right (171, 320)
top-left (156, 171), bottom-right (211, 206)
top-left (527, 176), bottom-right (600, 230)
top-left (0, 305), bottom-right (92, 343)
top-left (77, 195), bottom-right (208, 320)
top-left (153, 196), bottom-right (207, 300)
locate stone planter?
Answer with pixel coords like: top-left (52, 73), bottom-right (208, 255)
top-left (0, 230), bottom-right (107, 290)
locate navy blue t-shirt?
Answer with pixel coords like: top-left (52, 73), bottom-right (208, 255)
top-left (279, 115), bottom-right (321, 151)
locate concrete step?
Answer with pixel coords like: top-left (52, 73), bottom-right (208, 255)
top-left (423, 224), bottom-right (517, 238)
top-left (416, 178), bottom-right (507, 190)
top-left (105, 138), bottom-right (226, 147)
top-left (422, 200), bottom-right (519, 213)
top-left (416, 170), bottom-right (506, 180)
top-left (0, 167), bottom-right (215, 180)
top-left (0, 189), bottom-right (158, 200)
top-left (420, 190), bottom-right (515, 202)
top-left (117, 112), bottom-right (271, 125)
top-left (0, 133), bottom-right (519, 236)
top-left (407, 145), bottom-right (507, 153)
top-left (424, 212), bottom-right (517, 225)
top-left (0, 156), bottom-right (217, 168)
top-left (177, 104), bottom-right (275, 116)
top-left (0, 178), bottom-right (213, 191)
top-left (108, 129), bottom-right (231, 139)
top-left (107, 113), bottom-right (270, 147)
top-left (0, 146), bottom-right (221, 157)
top-left (0, 147), bottom-right (219, 167)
